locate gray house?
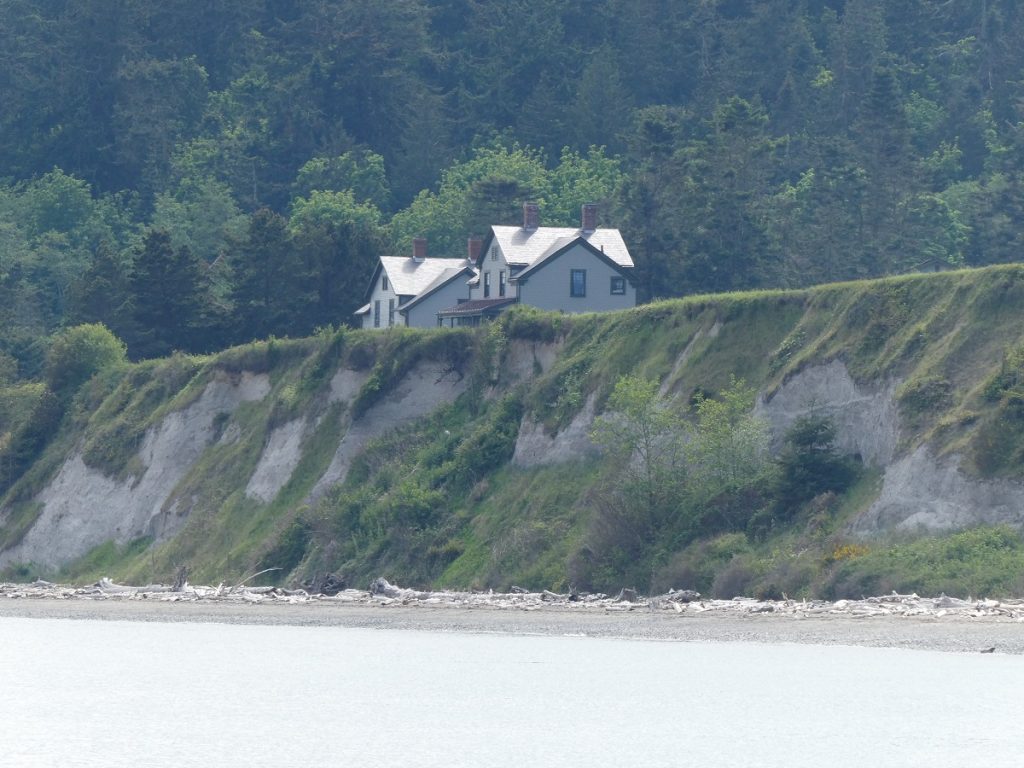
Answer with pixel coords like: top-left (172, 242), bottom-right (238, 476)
top-left (356, 204), bottom-right (636, 329)
top-left (437, 203), bottom-right (636, 327)
top-left (354, 238), bottom-right (475, 329)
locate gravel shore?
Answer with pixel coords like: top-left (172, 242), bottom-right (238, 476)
top-left (3, 580), bottom-right (1023, 654)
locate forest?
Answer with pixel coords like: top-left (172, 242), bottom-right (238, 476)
top-left (3, 0), bottom-right (1024, 379)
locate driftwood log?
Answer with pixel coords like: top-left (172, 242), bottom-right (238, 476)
top-left (304, 573), bottom-right (347, 596)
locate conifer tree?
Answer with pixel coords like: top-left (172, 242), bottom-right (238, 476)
top-left (67, 242), bottom-right (134, 342)
top-left (129, 229), bottom-right (208, 358)
top-left (229, 209), bottom-right (308, 342)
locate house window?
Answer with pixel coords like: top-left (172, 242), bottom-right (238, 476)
top-left (484, 271), bottom-right (491, 298)
top-left (570, 269), bottom-right (587, 297)
top-left (373, 300), bottom-right (381, 328)
top-left (388, 298), bottom-right (395, 326)
top-left (490, 245), bottom-right (498, 261)
top-left (382, 275), bottom-right (388, 291)
top-left (499, 270), bottom-right (506, 297)
top-left (610, 276), bottom-right (625, 295)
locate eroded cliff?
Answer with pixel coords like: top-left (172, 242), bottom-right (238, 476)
top-left (4, 266), bottom-right (1024, 595)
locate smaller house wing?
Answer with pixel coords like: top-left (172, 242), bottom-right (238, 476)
top-left (358, 255), bottom-right (474, 313)
top-left (399, 266), bottom-right (476, 313)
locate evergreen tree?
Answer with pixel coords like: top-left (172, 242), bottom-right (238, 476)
top-left (129, 229), bottom-right (209, 358)
top-left (772, 414), bottom-right (855, 520)
top-left (289, 191), bottom-right (385, 330)
top-left (67, 242), bottom-right (135, 342)
top-left (567, 51), bottom-right (633, 154)
top-left (616, 106), bottom-right (691, 301)
top-left (293, 220), bottom-right (380, 333)
top-left (229, 209), bottom-right (308, 342)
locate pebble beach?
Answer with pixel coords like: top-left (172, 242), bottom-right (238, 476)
top-left (3, 578), bottom-right (1023, 654)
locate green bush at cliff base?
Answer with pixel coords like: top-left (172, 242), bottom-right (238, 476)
top-left (823, 526), bottom-right (1024, 599)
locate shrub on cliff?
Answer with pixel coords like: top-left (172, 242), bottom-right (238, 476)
top-left (44, 323), bottom-right (127, 400)
top-left (0, 387), bottom-right (62, 497)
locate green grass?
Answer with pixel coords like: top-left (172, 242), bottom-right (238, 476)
top-left (61, 537), bottom-right (153, 583)
top-left (439, 462), bottom-right (599, 590)
top-left (824, 526), bottom-right (1024, 599)
top-left (0, 500), bottom-right (43, 552)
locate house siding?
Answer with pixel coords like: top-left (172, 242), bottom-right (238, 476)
top-left (517, 243), bottom-right (636, 313)
top-left (404, 276), bottom-right (472, 328)
top-left (471, 242), bottom-right (512, 302)
top-left (362, 275), bottom-right (401, 329)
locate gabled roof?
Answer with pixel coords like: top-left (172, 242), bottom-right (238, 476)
top-left (398, 265), bottom-right (475, 313)
top-left (480, 226), bottom-right (633, 269)
top-left (380, 256), bottom-right (473, 297)
top-left (513, 236), bottom-right (636, 283)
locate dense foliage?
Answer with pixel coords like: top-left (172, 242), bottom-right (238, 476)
top-left (582, 376), bottom-right (774, 589)
top-left (3, 1), bottom-right (1024, 375)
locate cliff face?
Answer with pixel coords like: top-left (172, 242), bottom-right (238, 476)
top-left (0, 372), bottom-right (271, 570)
top-left (4, 266), bottom-right (1024, 591)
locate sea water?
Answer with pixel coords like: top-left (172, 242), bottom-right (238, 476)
top-left (1, 617), bottom-right (1020, 767)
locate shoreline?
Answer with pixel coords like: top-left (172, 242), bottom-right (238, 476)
top-left (3, 581), bottom-right (1023, 654)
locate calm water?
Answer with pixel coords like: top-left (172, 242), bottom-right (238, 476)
top-left (1, 617), bottom-right (1021, 768)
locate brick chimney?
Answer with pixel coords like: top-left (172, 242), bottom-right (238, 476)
top-left (523, 202), bottom-right (539, 231)
top-left (467, 237), bottom-right (483, 262)
top-left (412, 237), bottom-right (427, 262)
top-left (581, 203), bottom-right (598, 233)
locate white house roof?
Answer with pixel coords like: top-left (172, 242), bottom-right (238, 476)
top-left (380, 256), bottom-right (474, 297)
top-left (489, 226), bottom-right (633, 268)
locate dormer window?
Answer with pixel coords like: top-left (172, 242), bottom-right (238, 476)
top-left (382, 275), bottom-right (389, 291)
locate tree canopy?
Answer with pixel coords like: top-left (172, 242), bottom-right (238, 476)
top-left (3, 1), bottom-right (1024, 371)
